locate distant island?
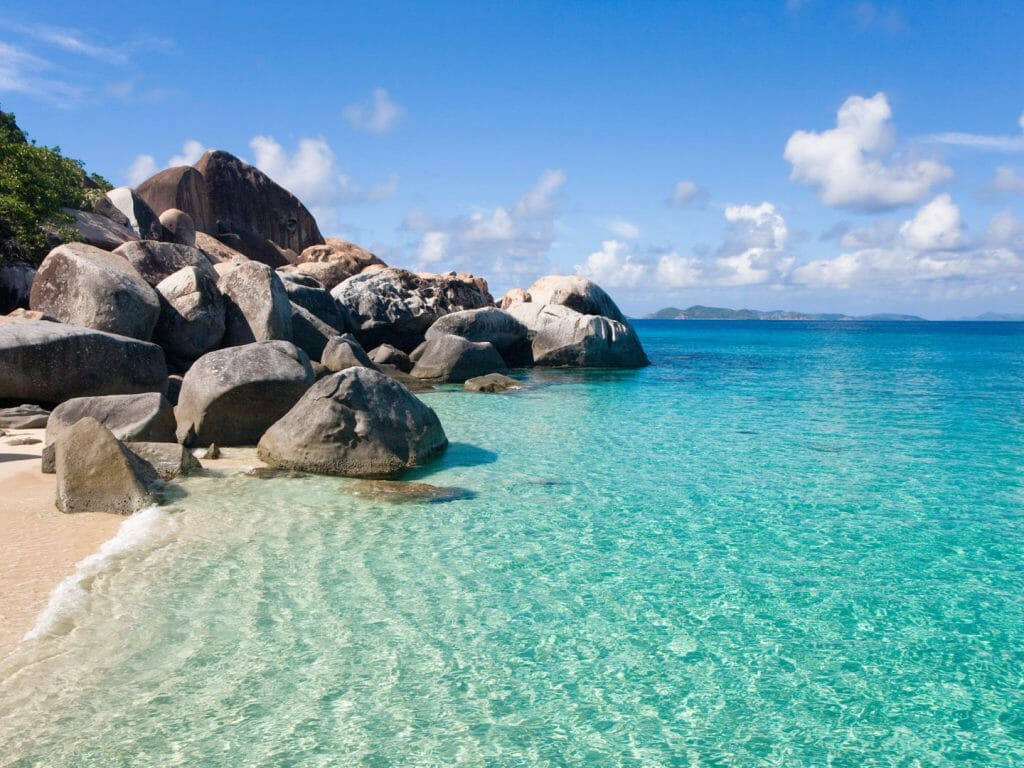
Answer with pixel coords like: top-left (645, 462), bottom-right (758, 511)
top-left (644, 305), bottom-right (927, 322)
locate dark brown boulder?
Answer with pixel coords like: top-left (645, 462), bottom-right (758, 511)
top-left (212, 230), bottom-right (290, 268)
top-left (135, 166), bottom-right (213, 233)
top-left (194, 150), bottom-right (323, 255)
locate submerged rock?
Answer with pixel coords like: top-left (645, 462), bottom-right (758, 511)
top-left (341, 479), bottom-right (475, 504)
top-left (464, 373), bottom-right (522, 393)
top-left (257, 367), bottom-right (447, 477)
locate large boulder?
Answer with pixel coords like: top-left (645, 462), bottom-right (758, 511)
top-left (0, 261), bottom-right (35, 313)
top-left (60, 209), bottom-right (139, 251)
top-left (289, 238), bottom-right (384, 290)
top-left (257, 367), bottom-right (447, 477)
top-left (135, 166), bottom-right (213, 234)
top-left (125, 442), bottom-right (201, 481)
top-left (154, 266), bottom-right (226, 363)
top-left (98, 188), bottom-right (164, 240)
top-left (524, 275), bottom-right (631, 325)
top-left (331, 267), bottom-right (492, 352)
top-left (464, 373), bottom-right (522, 393)
top-left (425, 307), bottom-right (528, 353)
top-left (195, 231), bottom-right (247, 264)
top-left (55, 417), bottom-right (158, 515)
top-left (194, 150), bottom-right (323, 255)
top-left (114, 240), bottom-right (216, 287)
top-left (213, 230), bottom-right (291, 268)
top-left (158, 208), bottom-right (197, 247)
top-left (320, 333), bottom-right (378, 372)
top-left (507, 303), bottom-right (648, 368)
top-left (217, 261), bottom-right (293, 346)
top-left (30, 243), bottom-right (160, 340)
top-left (410, 334), bottom-right (508, 383)
top-left (368, 343), bottom-right (413, 373)
top-left (0, 404), bottom-right (50, 428)
top-left (289, 302), bottom-right (335, 361)
top-left (280, 277), bottom-right (345, 330)
top-left (0, 321), bottom-right (167, 404)
top-left (42, 392), bottom-right (176, 473)
top-left (175, 341), bottom-right (314, 446)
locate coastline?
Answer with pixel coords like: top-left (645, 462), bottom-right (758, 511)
top-left (0, 429), bottom-right (122, 657)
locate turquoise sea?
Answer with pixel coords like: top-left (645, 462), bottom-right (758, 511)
top-left (2, 320), bottom-right (1023, 766)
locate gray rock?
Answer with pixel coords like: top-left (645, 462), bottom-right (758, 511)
top-left (257, 368), bottom-right (447, 477)
top-left (0, 261), bottom-right (35, 314)
top-left (290, 302), bottom-right (335, 361)
top-left (30, 242), bottom-right (160, 340)
top-left (60, 209), bottom-right (140, 251)
top-left (135, 166), bottom-right (213, 234)
top-left (113, 240), bottom-right (216, 287)
top-left (4, 435), bottom-right (40, 446)
top-left (464, 373), bottom-right (522, 393)
top-left (175, 341), bottom-right (314, 446)
top-left (158, 208), bottom-right (196, 247)
top-left (125, 442), bottom-right (202, 481)
top-left (425, 306), bottom-right (528, 353)
top-left (507, 303), bottom-right (648, 368)
top-left (0, 321), bottom-right (167, 404)
top-left (154, 266), bottom-right (226, 363)
top-left (277, 271), bottom-right (324, 289)
top-left (101, 187), bottom-right (165, 240)
top-left (368, 343), bottom-right (413, 373)
top-left (0, 404), bottom-right (50, 429)
top-left (411, 334), bottom-right (508, 383)
top-left (195, 231), bottom-right (247, 264)
top-left (331, 267), bottom-right (492, 351)
top-left (321, 334), bottom-right (379, 372)
top-left (281, 278), bottom-right (345, 330)
top-left (55, 417), bottom-right (158, 515)
top-left (217, 261), bottom-right (293, 346)
top-left (525, 275), bottom-right (631, 325)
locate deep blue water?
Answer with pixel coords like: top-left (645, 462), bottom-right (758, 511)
top-left (1, 320), bottom-right (1023, 766)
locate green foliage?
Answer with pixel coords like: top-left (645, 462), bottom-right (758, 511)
top-left (0, 108), bottom-right (99, 265)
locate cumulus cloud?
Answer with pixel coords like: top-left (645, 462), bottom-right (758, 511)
top-left (575, 240), bottom-right (647, 288)
top-left (667, 179), bottom-right (707, 208)
top-left (784, 92), bottom-right (952, 211)
top-left (250, 135), bottom-right (352, 207)
top-left (125, 139), bottom-right (207, 186)
top-left (609, 219), bottom-right (640, 238)
top-left (984, 166), bottom-right (1024, 197)
top-left (793, 196), bottom-right (1023, 294)
top-left (928, 112), bottom-right (1024, 152)
top-left (405, 169), bottom-right (567, 284)
top-left (343, 88), bottom-right (405, 134)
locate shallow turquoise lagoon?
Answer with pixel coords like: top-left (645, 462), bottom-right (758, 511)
top-left (2, 321), bottom-right (1023, 766)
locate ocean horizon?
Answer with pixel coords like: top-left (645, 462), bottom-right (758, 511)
top-left (2, 320), bottom-right (1023, 766)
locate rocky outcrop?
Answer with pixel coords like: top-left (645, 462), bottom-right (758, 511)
top-left (99, 188), bottom-right (164, 240)
top-left (30, 243), bottom-right (160, 340)
top-left (524, 275), bottom-right (631, 325)
top-left (425, 307), bottom-right (528, 354)
top-left (61, 209), bottom-right (140, 251)
top-left (410, 334), bottom-right (508, 383)
top-left (287, 238), bottom-right (385, 290)
top-left (42, 392), bottom-right (176, 473)
top-left (217, 261), bottom-right (292, 346)
top-left (507, 302), bottom-right (648, 367)
top-left (114, 241), bottom-right (216, 287)
top-left (257, 367), bottom-right (447, 477)
top-left (0, 321), bottom-right (167, 404)
top-left (194, 150), bottom-right (323, 255)
top-left (331, 267), bottom-right (493, 352)
top-left (158, 208), bottom-right (196, 247)
top-left (0, 404), bottom-right (50, 428)
top-left (0, 261), bottom-right (36, 314)
top-left (135, 166), bottom-right (213, 233)
top-left (499, 288), bottom-right (530, 309)
top-left (290, 302), bottom-right (335, 361)
top-left (55, 417), bottom-right (159, 515)
top-left (368, 343), bottom-right (413, 373)
top-left (175, 341), bottom-right (314, 446)
top-left (125, 441), bottom-right (201, 481)
top-left (154, 266), bottom-right (226, 364)
top-left (464, 373), bottom-right (522, 393)
top-left (321, 334), bottom-right (379, 372)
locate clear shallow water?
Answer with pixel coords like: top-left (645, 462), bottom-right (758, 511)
top-left (2, 320), bottom-right (1023, 766)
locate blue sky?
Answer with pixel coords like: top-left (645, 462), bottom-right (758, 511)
top-left (2, 1), bottom-right (1023, 318)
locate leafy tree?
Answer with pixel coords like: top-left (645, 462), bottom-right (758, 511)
top-left (0, 108), bottom-right (110, 265)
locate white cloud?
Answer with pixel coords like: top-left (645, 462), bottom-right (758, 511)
top-left (655, 252), bottom-right (703, 288)
top-left (713, 202), bottom-right (793, 286)
top-left (511, 169), bottom-right (567, 219)
top-left (575, 240), bottom-right (647, 288)
top-left (417, 232), bottom-right (449, 264)
top-left (124, 139), bottom-right (207, 186)
top-left (16, 24), bottom-right (127, 65)
top-left (609, 219), bottom-right (640, 238)
top-left (784, 92), bottom-right (952, 211)
top-left (928, 112), bottom-right (1024, 152)
top-left (250, 135), bottom-right (352, 207)
top-left (898, 194), bottom-right (964, 251)
top-left (668, 179), bottom-right (707, 207)
top-left (986, 166), bottom-right (1024, 196)
top-left (343, 88), bottom-right (405, 134)
top-left (0, 41), bottom-right (84, 106)
top-left (365, 172), bottom-right (400, 202)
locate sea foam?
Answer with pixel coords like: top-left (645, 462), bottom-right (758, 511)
top-left (24, 506), bottom-right (179, 641)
